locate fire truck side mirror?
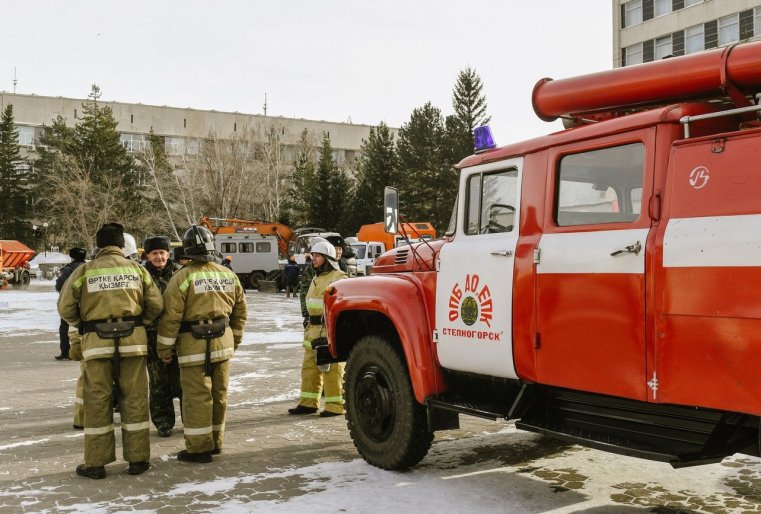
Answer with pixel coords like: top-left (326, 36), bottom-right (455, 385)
top-left (384, 187), bottom-right (399, 234)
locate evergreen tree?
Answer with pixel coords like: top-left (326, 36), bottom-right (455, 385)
top-left (31, 84), bottom-right (142, 248)
top-left (310, 133), bottom-right (337, 230)
top-left (0, 105), bottom-right (24, 239)
top-left (73, 85), bottom-right (138, 194)
top-left (283, 129), bottom-right (316, 227)
top-left (396, 102), bottom-right (455, 232)
top-left (350, 122), bottom-right (397, 231)
top-left (446, 67), bottom-right (491, 165)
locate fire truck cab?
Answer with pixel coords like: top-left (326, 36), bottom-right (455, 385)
top-left (324, 41), bottom-right (761, 471)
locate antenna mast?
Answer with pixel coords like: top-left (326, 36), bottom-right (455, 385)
top-left (12, 67), bottom-right (17, 93)
top-left (263, 92), bottom-right (267, 117)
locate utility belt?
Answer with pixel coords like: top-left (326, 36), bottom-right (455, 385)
top-left (80, 316), bottom-right (143, 339)
top-left (179, 317), bottom-right (229, 340)
top-left (308, 315), bottom-right (324, 325)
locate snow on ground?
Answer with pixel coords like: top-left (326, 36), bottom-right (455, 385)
top-left (0, 281), bottom-right (59, 334)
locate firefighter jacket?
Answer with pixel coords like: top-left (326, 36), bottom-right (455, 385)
top-left (156, 260), bottom-right (247, 368)
top-left (304, 267), bottom-right (347, 345)
top-left (57, 246), bottom-right (164, 361)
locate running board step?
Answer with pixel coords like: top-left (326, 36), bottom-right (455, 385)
top-left (517, 388), bottom-right (756, 468)
top-left (427, 398), bottom-right (509, 421)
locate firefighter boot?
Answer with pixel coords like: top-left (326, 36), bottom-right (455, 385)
top-left (76, 464), bottom-right (106, 480)
top-left (177, 450), bottom-right (212, 463)
top-left (128, 461), bottom-right (150, 475)
top-left (288, 405), bottom-right (318, 415)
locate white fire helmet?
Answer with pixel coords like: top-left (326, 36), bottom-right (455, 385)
top-left (122, 233), bottom-right (139, 261)
top-left (310, 240), bottom-right (339, 270)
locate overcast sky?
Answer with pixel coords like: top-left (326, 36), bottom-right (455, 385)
top-left (4, 1), bottom-right (612, 144)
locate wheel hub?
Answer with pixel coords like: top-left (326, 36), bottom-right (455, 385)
top-left (355, 365), bottom-right (394, 441)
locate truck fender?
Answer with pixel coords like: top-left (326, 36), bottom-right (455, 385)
top-left (325, 274), bottom-right (445, 404)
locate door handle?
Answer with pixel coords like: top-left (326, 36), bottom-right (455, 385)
top-left (610, 241), bottom-right (641, 257)
top-left (490, 250), bottom-right (513, 257)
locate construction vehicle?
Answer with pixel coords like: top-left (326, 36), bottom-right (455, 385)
top-left (322, 40), bottom-right (761, 471)
top-left (0, 240), bottom-right (35, 289)
top-left (357, 222), bottom-right (435, 252)
top-left (199, 216), bottom-right (294, 258)
top-left (215, 232), bottom-right (279, 289)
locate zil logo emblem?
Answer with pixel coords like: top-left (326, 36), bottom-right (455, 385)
top-left (689, 166), bottom-right (709, 190)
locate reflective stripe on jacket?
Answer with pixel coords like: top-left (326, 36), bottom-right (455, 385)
top-left (156, 260), bottom-right (247, 367)
top-left (57, 246), bottom-right (163, 361)
top-left (304, 267), bottom-right (347, 344)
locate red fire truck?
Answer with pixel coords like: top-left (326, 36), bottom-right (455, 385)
top-left (323, 40), bottom-right (761, 470)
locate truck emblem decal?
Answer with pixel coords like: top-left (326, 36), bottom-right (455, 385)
top-left (689, 166), bottom-right (709, 189)
top-left (448, 274), bottom-right (493, 328)
top-left (647, 372), bottom-right (659, 399)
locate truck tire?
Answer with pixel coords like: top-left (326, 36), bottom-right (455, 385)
top-left (13, 270), bottom-right (31, 289)
top-left (249, 271), bottom-right (266, 289)
top-left (345, 335), bottom-right (433, 470)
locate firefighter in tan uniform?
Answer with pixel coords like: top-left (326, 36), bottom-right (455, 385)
top-left (157, 225), bottom-right (247, 463)
top-left (288, 240), bottom-right (348, 417)
top-left (58, 223), bottom-right (163, 479)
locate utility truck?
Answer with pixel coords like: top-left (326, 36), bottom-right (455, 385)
top-left (0, 240), bottom-right (35, 289)
top-left (323, 41), bottom-right (761, 470)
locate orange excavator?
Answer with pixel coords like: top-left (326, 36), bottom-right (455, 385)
top-left (198, 217), bottom-right (294, 257)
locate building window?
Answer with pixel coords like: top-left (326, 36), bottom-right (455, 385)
top-left (685, 24), bottom-right (704, 53)
top-left (654, 0), bottom-right (670, 17)
top-left (165, 137), bottom-right (185, 156)
top-left (120, 133), bottom-right (148, 153)
top-left (15, 126), bottom-right (35, 147)
top-left (655, 35), bottom-right (673, 59)
top-left (755, 7), bottom-right (761, 38)
top-left (624, 0), bottom-right (643, 27)
top-left (718, 14), bottom-right (740, 46)
top-left (624, 42), bottom-right (644, 65)
top-left (186, 138), bottom-right (200, 156)
top-left (684, 0), bottom-right (703, 6)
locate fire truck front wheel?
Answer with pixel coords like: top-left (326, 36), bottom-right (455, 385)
top-left (345, 335), bottom-right (433, 470)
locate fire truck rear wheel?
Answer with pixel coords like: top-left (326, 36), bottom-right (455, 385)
top-left (345, 335), bottom-right (433, 470)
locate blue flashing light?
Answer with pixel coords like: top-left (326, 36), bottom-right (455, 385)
top-left (473, 125), bottom-right (496, 153)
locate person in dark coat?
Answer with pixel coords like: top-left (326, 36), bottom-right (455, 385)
top-left (143, 237), bottom-right (183, 437)
top-left (55, 247), bottom-right (87, 360)
top-left (221, 255), bottom-right (233, 270)
top-left (283, 256), bottom-right (300, 298)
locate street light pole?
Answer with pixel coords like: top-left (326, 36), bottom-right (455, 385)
top-left (32, 225), bottom-right (37, 253)
top-left (43, 222), bottom-right (48, 257)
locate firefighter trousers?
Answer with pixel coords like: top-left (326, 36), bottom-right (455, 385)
top-left (298, 348), bottom-right (345, 414)
top-left (179, 360), bottom-right (229, 454)
top-left (83, 356), bottom-right (149, 467)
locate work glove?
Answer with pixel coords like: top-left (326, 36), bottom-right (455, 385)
top-left (302, 339), bottom-right (312, 350)
top-left (69, 343), bottom-right (82, 361)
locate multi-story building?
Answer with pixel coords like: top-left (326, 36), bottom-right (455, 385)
top-left (613, 0), bottom-right (761, 67)
top-left (0, 92), bottom-right (382, 166)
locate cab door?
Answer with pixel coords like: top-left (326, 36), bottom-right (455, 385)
top-left (535, 138), bottom-right (653, 401)
top-left (435, 159), bottom-right (523, 379)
